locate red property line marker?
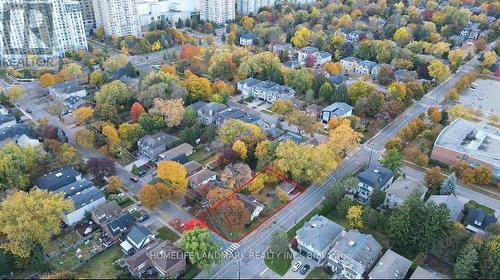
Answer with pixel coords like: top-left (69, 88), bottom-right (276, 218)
top-left (197, 167), bottom-right (307, 243)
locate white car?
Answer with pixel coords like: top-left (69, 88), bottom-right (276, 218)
top-left (291, 261), bottom-right (302, 272)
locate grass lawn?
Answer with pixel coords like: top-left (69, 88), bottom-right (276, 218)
top-left (264, 248), bottom-right (292, 276)
top-left (188, 148), bottom-right (214, 163)
top-left (306, 266), bottom-right (333, 279)
top-left (76, 245), bottom-right (123, 279)
top-left (179, 261), bottom-right (200, 279)
top-left (48, 242), bottom-right (94, 271)
top-left (157, 226), bottom-right (181, 242)
top-left (45, 230), bottom-right (81, 256)
top-left (117, 197), bottom-right (134, 208)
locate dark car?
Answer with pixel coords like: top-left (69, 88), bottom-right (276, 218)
top-left (138, 170), bottom-right (147, 177)
top-left (137, 213), bottom-right (149, 222)
top-left (299, 264), bottom-right (310, 275)
top-left (25, 108), bottom-right (32, 114)
top-left (130, 176), bottom-right (139, 182)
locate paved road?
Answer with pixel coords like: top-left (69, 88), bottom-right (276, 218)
top-left (197, 47), bottom-right (490, 279)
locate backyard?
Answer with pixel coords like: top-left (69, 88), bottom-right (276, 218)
top-left (157, 226), bottom-right (181, 242)
top-left (76, 245), bottom-right (124, 279)
top-left (264, 248), bottom-right (293, 276)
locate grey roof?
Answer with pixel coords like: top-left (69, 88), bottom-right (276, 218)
top-left (127, 226), bottom-right (154, 247)
top-left (359, 60), bottom-right (377, 69)
top-left (199, 102), bottom-right (228, 116)
top-left (138, 132), bottom-right (178, 150)
top-left (464, 208), bottom-right (497, 231)
top-left (236, 193), bottom-right (263, 213)
top-left (357, 164), bottom-right (394, 188)
top-left (216, 107), bottom-right (246, 120)
top-left (0, 124), bottom-right (28, 142)
top-left (322, 102), bottom-right (352, 116)
top-left (33, 166), bottom-right (81, 191)
top-left (189, 169), bottom-right (217, 187)
top-left (184, 161), bottom-right (203, 175)
top-left (255, 80), bottom-right (278, 90)
top-left (265, 127), bottom-right (284, 139)
top-left (329, 74), bottom-right (347, 85)
top-left (240, 32), bottom-right (257, 40)
top-left (107, 213), bottom-right (135, 237)
top-left (69, 186), bottom-right (105, 210)
top-left (238, 78), bottom-right (261, 88)
top-left (297, 215), bottom-right (344, 252)
top-left (385, 177), bottom-right (428, 202)
top-left (49, 81), bottom-right (84, 95)
top-left (369, 249), bottom-right (412, 279)
top-left (278, 181), bottom-right (296, 194)
top-left (434, 118), bottom-right (500, 168)
top-left (329, 229), bottom-right (382, 272)
top-left (170, 153), bottom-right (189, 164)
top-left (55, 178), bottom-right (94, 198)
top-left (92, 201), bottom-right (122, 224)
top-left (186, 101), bottom-right (207, 112)
top-left (300, 46), bottom-right (319, 54)
top-left (318, 51), bottom-right (332, 59)
top-left (0, 114), bottom-right (15, 125)
top-left (427, 194), bottom-right (464, 221)
top-left (160, 143), bottom-right (194, 160)
top-left (410, 266), bottom-right (445, 279)
top-left (278, 131), bottom-right (305, 143)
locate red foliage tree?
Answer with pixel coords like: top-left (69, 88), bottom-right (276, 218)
top-left (217, 199), bottom-right (251, 231)
top-left (421, 9), bottom-right (434, 21)
top-left (305, 53), bottom-right (316, 67)
top-left (474, 38), bottom-right (487, 52)
top-left (130, 102), bottom-right (145, 123)
top-left (179, 44), bottom-right (202, 61)
top-left (37, 124), bottom-right (59, 140)
top-left (216, 148), bottom-right (241, 168)
top-left (183, 219), bottom-right (207, 231)
top-left (87, 157), bottom-right (117, 181)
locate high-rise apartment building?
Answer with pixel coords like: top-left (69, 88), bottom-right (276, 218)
top-left (78, 0), bottom-right (95, 29)
top-left (92, 0), bottom-right (142, 37)
top-left (237, 0), bottom-right (275, 15)
top-left (200, 0), bottom-right (235, 24)
top-left (0, 0), bottom-right (88, 58)
top-left (136, 0), bottom-right (200, 27)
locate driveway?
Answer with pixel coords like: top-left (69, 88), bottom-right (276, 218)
top-left (283, 254), bottom-right (317, 279)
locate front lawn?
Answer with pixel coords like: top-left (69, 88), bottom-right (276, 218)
top-left (306, 266), bottom-right (333, 279)
top-left (178, 261), bottom-right (200, 279)
top-left (76, 245), bottom-right (124, 279)
top-left (264, 248), bottom-right (292, 276)
top-left (157, 226), bottom-right (181, 242)
top-left (188, 148), bottom-right (214, 163)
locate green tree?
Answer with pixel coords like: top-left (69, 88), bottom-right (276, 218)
top-left (283, 68), bottom-right (313, 95)
top-left (180, 228), bottom-right (221, 270)
top-left (370, 188), bottom-right (386, 209)
top-left (0, 143), bottom-right (35, 191)
top-left (440, 172), bottom-right (457, 195)
top-left (454, 242), bottom-right (479, 279)
top-left (325, 181), bottom-right (346, 207)
top-left (95, 80), bottom-right (131, 105)
top-left (380, 148), bottom-right (403, 172)
top-left (318, 82), bottom-right (334, 104)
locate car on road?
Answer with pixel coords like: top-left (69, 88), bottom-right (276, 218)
top-left (291, 261), bottom-right (302, 272)
top-left (128, 207), bottom-right (138, 214)
top-left (25, 108), bottom-right (32, 114)
top-left (138, 170), bottom-right (147, 177)
top-left (299, 264), bottom-right (310, 275)
top-left (137, 213), bottom-right (149, 222)
top-left (130, 176), bottom-right (139, 182)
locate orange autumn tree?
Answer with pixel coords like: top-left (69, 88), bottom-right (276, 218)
top-left (179, 44), bottom-right (202, 62)
top-left (39, 73), bottom-right (56, 88)
top-left (130, 102), bottom-right (145, 123)
top-left (157, 160), bottom-right (188, 193)
top-left (160, 64), bottom-right (177, 76)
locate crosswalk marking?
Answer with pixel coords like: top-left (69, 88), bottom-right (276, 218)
top-left (222, 243), bottom-right (240, 257)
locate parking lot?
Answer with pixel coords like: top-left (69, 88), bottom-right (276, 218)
top-left (282, 254), bottom-right (317, 279)
top-left (460, 78), bottom-right (500, 116)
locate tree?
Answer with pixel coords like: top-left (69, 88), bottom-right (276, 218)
top-left (139, 184), bottom-right (161, 208)
top-left (220, 163), bottom-right (252, 190)
top-left (241, 16), bottom-right (255, 30)
top-left (424, 166), bottom-right (444, 192)
top-left (440, 172), bottom-right (457, 195)
top-left (387, 82), bottom-right (407, 103)
top-left (448, 49), bottom-right (465, 71)
top-left (130, 102), bottom-right (145, 123)
top-left (323, 62), bottom-right (342, 74)
top-left (183, 219), bottom-right (207, 231)
top-left (89, 70), bottom-right (108, 88)
top-left (347, 205), bottom-right (364, 229)
top-left (393, 27), bottom-right (411, 47)
top-left (87, 157), bottom-right (116, 182)
top-left (149, 98), bottom-right (185, 128)
top-left (370, 188), bottom-right (386, 209)
top-left (291, 26), bottom-right (312, 48)
top-left (286, 109), bottom-right (322, 136)
top-left (7, 85), bottom-right (24, 103)
top-left (179, 44), bottom-right (202, 62)
top-left (0, 189), bottom-right (73, 258)
top-left (0, 143), bottom-right (34, 191)
top-left (39, 73), bottom-right (56, 88)
top-left (328, 124), bottom-right (363, 158)
top-left (232, 140), bottom-right (247, 160)
top-left (74, 128), bottom-right (94, 148)
top-left (318, 83), bottom-right (334, 104)
top-left (206, 187), bottom-right (233, 207)
top-left (380, 148), bottom-right (403, 172)
top-left (238, 52), bottom-right (282, 82)
top-left (428, 59), bottom-right (451, 82)
top-left (180, 228), bottom-right (221, 270)
top-left (96, 26), bottom-right (105, 41)
top-left (95, 80), bottom-right (131, 106)
top-left (208, 53), bottom-right (236, 82)
top-left (325, 181), bottom-right (346, 206)
top-left (217, 119), bottom-right (264, 146)
top-left (276, 187), bottom-right (289, 203)
top-left (348, 81), bottom-right (376, 103)
top-left (283, 68), bottom-right (313, 95)
top-left (138, 72), bottom-right (185, 107)
top-left (94, 103), bottom-right (119, 124)
top-left (389, 190), bottom-right (451, 254)
top-left (217, 198), bottom-right (251, 231)
top-left (271, 99), bottom-right (294, 116)
top-left (160, 64), bottom-right (177, 76)
top-left (107, 176), bottom-right (122, 193)
top-left (157, 160), bottom-right (188, 193)
top-left (74, 106), bottom-right (94, 125)
top-left (182, 71), bottom-right (213, 101)
top-left (454, 242), bottom-right (479, 279)
top-left (377, 65), bottom-right (395, 85)
top-left (103, 54), bottom-right (128, 71)
top-left (432, 223), bottom-right (470, 263)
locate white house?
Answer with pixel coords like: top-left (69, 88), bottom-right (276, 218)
top-left (0, 114), bottom-right (17, 129)
top-left (297, 46), bottom-right (332, 67)
top-left (239, 32), bottom-right (258, 46)
top-left (384, 177), bottom-right (428, 209)
top-left (237, 193), bottom-right (264, 221)
top-left (340, 57), bottom-right (361, 74)
top-left (321, 102), bottom-right (353, 125)
top-left (355, 164), bottom-right (394, 202)
top-left (63, 185), bottom-right (106, 225)
top-left (355, 60), bottom-right (377, 76)
top-left (120, 226), bottom-right (156, 254)
top-left (48, 81), bottom-right (87, 101)
top-left (237, 78), bottom-right (295, 103)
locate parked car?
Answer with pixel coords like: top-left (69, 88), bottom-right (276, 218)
top-left (291, 261), bottom-right (302, 272)
top-left (130, 176), bottom-right (139, 182)
top-left (25, 108), bottom-right (32, 114)
top-left (138, 170), bottom-right (147, 177)
top-left (128, 207), bottom-right (138, 214)
top-left (300, 264), bottom-right (310, 275)
top-left (137, 213), bottom-right (149, 222)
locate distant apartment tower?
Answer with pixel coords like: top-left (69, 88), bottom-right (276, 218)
top-left (200, 0), bottom-right (235, 24)
top-left (278, 0), bottom-right (316, 5)
top-left (79, 0), bottom-right (95, 29)
top-left (136, 0), bottom-right (200, 27)
top-left (92, 0), bottom-right (142, 37)
top-left (0, 0), bottom-right (88, 57)
top-left (237, 0), bottom-right (275, 15)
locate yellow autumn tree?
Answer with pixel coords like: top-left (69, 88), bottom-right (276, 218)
top-left (232, 140), bottom-right (248, 159)
top-left (157, 160), bottom-right (188, 192)
top-left (347, 205), bottom-right (364, 229)
top-left (291, 26), bottom-right (312, 48)
top-left (160, 64), bottom-right (177, 76)
top-left (107, 176), bottom-right (122, 193)
top-left (101, 125), bottom-right (120, 156)
top-left (74, 107), bottom-right (94, 125)
top-left (328, 124), bottom-right (363, 158)
top-left (39, 73), bottom-right (56, 88)
top-left (322, 62), bottom-right (342, 74)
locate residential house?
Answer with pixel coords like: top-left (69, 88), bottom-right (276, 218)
top-left (188, 169), bottom-right (217, 188)
top-left (120, 226), bottom-right (156, 254)
top-left (64, 96), bottom-right (87, 110)
top-left (347, 30), bottom-right (367, 42)
top-left (138, 132), bottom-right (178, 160)
top-left (186, 101), bottom-right (208, 113)
top-left (296, 215), bottom-right (345, 264)
top-left (321, 102), bottom-right (353, 124)
top-left (298, 46), bottom-right (332, 67)
top-left (184, 161), bottom-right (203, 176)
top-left (16, 134), bottom-right (40, 148)
top-left (283, 59), bottom-right (300, 69)
top-left (0, 105), bottom-right (8, 115)
top-left (327, 229), bottom-right (383, 279)
top-left (410, 266), bottom-right (445, 279)
top-left (384, 177), bottom-right (428, 209)
top-left (355, 60), bottom-right (377, 76)
top-left (63, 185), bottom-right (106, 225)
top-left (305, 104), bottom-right (323, 118)
top-left (238, 79), bottom-right (295, 103)
top-left (237, 193), bottom-right (264, 221)
top-left (463, 208), bottom-right (497, 234)
top-left (272, 43), bottom-right (295, 57)
top-left (265, 126), bottom-right (285, 140)
top-left (159, 143), bottom-right (194, 161)
top-left (368, 249), bottom-right (412, 279)
top-left (293, 99), bottom-right (306, 110)
top-left (0, 124), bottom-right (29, 147)
top-left (394, 69), bottom-right (417, 83)
top-left (370, 63), bottom-right (392, 80)
top-left (329, 74), bottom-right (347, 86)
top-left (316, 51), bottom-right (333, 66)
top-left (239, 32), bottom-right (258, 46)
top-left (48, 81), bottom-right (87, 100)
top-left (277, 131), bottom-right (305, 144)
top-left (237, 78), bottom-right (262, 95)
top-left (126, 239), bottom-right (186, 278)
top-left (91, 201), bottom-right (123, 226)
top-left (427, 194), bottom-right (464, 222)
top-left (449, 35), bottom-right (464, 48)
top-left (215, 106), bottom-right (264, 127)
top-left (277, 181), bottom-right (297, 195)
top-left (34, 166), bottom-right (82, 192)
top-left (197, 102), bottom-right (228, 125)
top-left (105, 213), bottom-right (136, 243)
top-left (355, 164), bottom-right (394, 202)
top-left (0, 114), bottom-right (17, 129)
top-left (340, 57), bottom-right (361, 74)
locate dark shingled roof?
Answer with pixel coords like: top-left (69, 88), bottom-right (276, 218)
top-left (33, 166), bottom-right (81, 191)
top-left (357, 164), bottom-right (394, 189)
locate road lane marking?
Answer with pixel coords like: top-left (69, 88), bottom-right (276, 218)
top-left (259, 268), bottom-right (268, 276)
